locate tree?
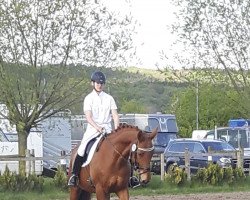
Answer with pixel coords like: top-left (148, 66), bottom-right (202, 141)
top-left (163, 0), bottom-right (250, 114)
top-left (0, 0), bottom-right (134, 175)
top-left (167, 83), bottom-right (245, 137)
top-left (120, 99), bottom-right (146, 114)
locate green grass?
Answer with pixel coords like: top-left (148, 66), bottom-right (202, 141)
top-left (129, 175), bottom-right (250, 196)
top-left (0, 178), bottom-right (68, 200)
top-left (1, 176), bottom-right (250, 200)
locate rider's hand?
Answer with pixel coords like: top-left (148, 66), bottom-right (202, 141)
top-left (97, 126), bottom-right (103, 133)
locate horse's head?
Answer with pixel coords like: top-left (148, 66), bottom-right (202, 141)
top-left (130, 127), bottom-right (158, 186)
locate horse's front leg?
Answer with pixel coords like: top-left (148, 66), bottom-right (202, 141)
top-left (95, 185), bottom-right (110, 200)
top-left (116, 188), bottom-right (129, 200)
top-left (70, 187), bottom-right (81, 200)
top-left (70, 187), bottom-right (91, 200)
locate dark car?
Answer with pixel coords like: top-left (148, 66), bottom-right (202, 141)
top-left (164, 138), bottom-right (236, 174)
top-left (150, 132), bottom-right (177, 174)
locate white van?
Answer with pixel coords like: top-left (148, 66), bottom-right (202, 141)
top-left (192, 130), bottom-right (209, 139)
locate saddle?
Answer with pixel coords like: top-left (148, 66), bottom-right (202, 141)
top-left (82, 134), bottom-right (105, 167)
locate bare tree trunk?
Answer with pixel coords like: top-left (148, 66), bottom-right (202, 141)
top-left (17, 128), bottom-right (28, 176)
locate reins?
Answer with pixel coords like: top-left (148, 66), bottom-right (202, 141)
top-left (102, 133), bottom-right (128, 162)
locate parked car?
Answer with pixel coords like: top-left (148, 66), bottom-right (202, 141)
top-left (164, 138), bottom-right (236, 174)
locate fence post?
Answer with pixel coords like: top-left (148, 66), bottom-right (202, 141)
top-left (237, 148), bottom-right (244, 169)
top-left (184, 148), bottom-right (191, 181)
top-left (30, 149), bottom-right (35, 174)
top-left (60, 150), bottom-right (67, 173)
top-left (25, 149), bottom-right (31, 176)
top-left (160, 153), bottom-right (164, 181)
top-left (241, 147), bottom-right (244, 170)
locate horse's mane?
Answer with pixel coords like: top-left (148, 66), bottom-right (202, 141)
top-left (110, 123), bottom-right (140, 135)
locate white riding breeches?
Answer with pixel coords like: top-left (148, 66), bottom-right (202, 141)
top-left (77, 130), bottom-right (101, 156)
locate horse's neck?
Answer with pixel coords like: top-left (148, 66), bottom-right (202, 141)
top-left (112, 129), bottom-right (138, 144)
top-left (109, 129), bottom-right (138, 159)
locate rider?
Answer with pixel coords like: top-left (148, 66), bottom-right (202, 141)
top-left (68, 71), bottom-right (120, 187)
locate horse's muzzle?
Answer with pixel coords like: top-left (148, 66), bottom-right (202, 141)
top-left (140, 179), bottom-right (149, 186)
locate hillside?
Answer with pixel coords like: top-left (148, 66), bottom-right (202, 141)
top-left (69, 66), bottom-right (187, 114)
top-left (0, 63), bottom-right (187, 115)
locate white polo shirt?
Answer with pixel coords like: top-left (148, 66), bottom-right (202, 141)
top-left (84, 90), bottom-right (117, 133)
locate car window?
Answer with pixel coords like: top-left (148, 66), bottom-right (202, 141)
top-left (154, 132), bottom-right (177, 147)
top-left (168, 143), bottom-right (182, 152)
top-left (202, 141), bottom-right (235, 151)
top-left (168, 142), bottom-right (194, 153)
top-left (193, 143), bottom-right (205, 153)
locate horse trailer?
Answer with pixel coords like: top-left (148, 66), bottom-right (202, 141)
top-left (0, 107), bottom-right (72, 177)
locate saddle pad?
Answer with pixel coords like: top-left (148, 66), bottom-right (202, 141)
top-left (82, 135), bottom-right (102, 167)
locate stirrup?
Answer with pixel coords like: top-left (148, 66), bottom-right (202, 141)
top-left (129, 176), bottom-right (140, 188)
top-left (68, 174), bottom-right (79, 187)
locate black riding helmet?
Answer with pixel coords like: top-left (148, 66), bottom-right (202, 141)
top-left (91, 71), bottom-right (106, 84)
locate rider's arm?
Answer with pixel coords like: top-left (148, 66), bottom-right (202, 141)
top-left (85, 110), bottom-right (103, 133)
top-left (111, 109), bottom-right (120, 129)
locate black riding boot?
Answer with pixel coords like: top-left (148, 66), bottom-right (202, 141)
top-left (68, 154), bottom-right (86, 187)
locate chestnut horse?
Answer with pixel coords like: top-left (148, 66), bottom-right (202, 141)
top-left (69, 124), bottom-right (157, 200)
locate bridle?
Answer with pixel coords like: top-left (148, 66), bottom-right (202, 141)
top-left (102, 132), bottom-right (155, 188)
top-left (130, 142), bottom-right (155, 175)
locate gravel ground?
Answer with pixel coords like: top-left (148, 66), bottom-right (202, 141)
top-left (69, 191), bottom-right (250, 200)
top-left (105, 192), bottom-right (250, 200)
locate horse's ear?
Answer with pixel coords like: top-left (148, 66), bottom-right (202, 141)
top-left (149, 127), bottom-right (158, 139)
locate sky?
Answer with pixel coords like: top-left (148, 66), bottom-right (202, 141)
top-left (103, 0), bottom-right (179, 69)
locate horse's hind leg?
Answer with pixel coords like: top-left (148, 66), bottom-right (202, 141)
top-left (70, 187), bottom-right (91, 200)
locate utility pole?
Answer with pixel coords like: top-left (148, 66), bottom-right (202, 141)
top-left (196, 81), bottom-right (199, 130)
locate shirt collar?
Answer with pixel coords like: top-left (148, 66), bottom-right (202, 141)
top-left (92, 89), bottom-right (104, 96)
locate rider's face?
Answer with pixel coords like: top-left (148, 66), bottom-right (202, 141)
top-left (92, 81), bottom-right (104, 92)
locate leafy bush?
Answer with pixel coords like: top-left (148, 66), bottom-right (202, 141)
top-left (223, 167), bottom-right (234, 184)
top-left (233, 167), bottom-right (246, 182)
top-left (193, 164), bottom-right (246, 186)
top-left (53, 166), bottom-right (68, 190)
top-left (1, 165), bottom-right (44, 192)
top-left (194, 163), bottom-right (224, 185)
top-left (164, 165), bottom-right (187, 186)
top-left (164, 163), bottom-right (246, 187)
